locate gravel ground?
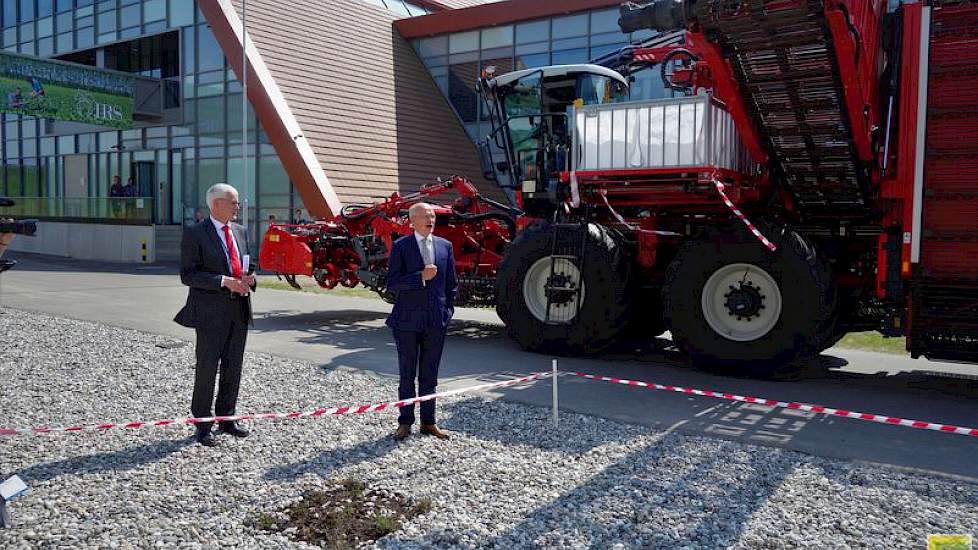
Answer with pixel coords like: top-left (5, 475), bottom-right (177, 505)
top-left (1, 307), bottom-right (976, 549)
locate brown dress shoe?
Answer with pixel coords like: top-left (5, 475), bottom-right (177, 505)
top-left (394, 424), bottom-right (411, 441)
top-left (420, 424), bottom-right (450, 440)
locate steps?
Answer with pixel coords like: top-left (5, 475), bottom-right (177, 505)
top-left (154, 225), bottom-right (183, 263)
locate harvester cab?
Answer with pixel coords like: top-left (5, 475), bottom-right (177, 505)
top-left (477, 64), bottom-right (630, 218)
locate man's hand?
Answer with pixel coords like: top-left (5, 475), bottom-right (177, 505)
top-left (242, 273), bottom-right (257, 288)
top-left (222, 276), bottom-right (251, 296)
top-left (422, 264), bottom-right (437, 281)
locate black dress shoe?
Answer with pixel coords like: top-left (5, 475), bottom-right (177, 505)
top-left (217, 421), bottom-right (250, 438)
top-left (196, 431), bottom-right (218, 447)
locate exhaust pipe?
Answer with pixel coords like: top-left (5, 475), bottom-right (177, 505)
top-left (618, 0), bottom-right (691, 33)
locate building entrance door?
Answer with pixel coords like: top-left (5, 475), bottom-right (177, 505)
top-left (63, 154), bottom-right (88, 218)
top-left (132, 160), bottom-right (155, 221)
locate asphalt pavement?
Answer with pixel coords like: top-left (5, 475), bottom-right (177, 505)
top-left (1, 252), bottom-right (976, 480)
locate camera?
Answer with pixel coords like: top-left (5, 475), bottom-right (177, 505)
top-left (0, 197), bottom-right (38, 236)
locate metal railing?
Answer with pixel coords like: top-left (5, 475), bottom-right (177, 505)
top-left (2, 196), bottom-right (154, 223)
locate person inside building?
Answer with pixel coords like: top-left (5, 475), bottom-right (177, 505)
top-left (293, 208), bottom-right (308, 225)
top-left (29, 77), bottom-right (45, 99)
top-left (108, 176), bottom-right (124, 218)
top-left (109, 175), bottom-right (124, 197)
top-left (7, 87), bottom-right (25, 109)
top-left (123, 176), bottom-right (137, 197)
top-left (194, 210), bottom-right (206, 224)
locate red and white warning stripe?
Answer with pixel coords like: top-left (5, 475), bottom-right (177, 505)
top-left (0, 372), bottom-right (550, 437)
top-left (711, 178), bottom-right (777, 252)
top-left (571, 372), bottom-right (978, 438)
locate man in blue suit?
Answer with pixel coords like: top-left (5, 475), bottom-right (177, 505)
top-left (386, 202), bottom-right (458, 441)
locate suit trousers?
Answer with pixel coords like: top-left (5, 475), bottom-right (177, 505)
top-left (191, 299), bottom-right (248, 431)
top-left (393, 325), bottom-right (446, 426)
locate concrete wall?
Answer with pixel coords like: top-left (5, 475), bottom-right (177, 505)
top-left (8, 222), bottom-right (156, 263)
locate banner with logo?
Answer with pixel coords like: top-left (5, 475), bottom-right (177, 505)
top-left (0, 51), bottom-right (134, 129)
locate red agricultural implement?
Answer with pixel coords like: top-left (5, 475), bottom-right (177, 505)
top-left (261, 0), bottom-right (978, 376)
top-left (259, 176), bottom-right (519, 307)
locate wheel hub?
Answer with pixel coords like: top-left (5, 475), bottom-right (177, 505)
top-left (723, 281), bottom-right (766, 321)
top-left (701, 263), bottom-right (783, 342)
top-left (546, 272), bottom-right (577, 307)
top-left (523, 257), bottom-right (585, 322)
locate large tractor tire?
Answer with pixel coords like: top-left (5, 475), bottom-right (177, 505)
top-left (663, 225), bottom-right (837, 376)
top-left (496, 222), bottom-right (632, 355)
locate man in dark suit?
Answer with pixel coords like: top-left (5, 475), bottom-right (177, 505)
top-left (386, 202), bottom-right (457, 441)
top-left (174, 183), bottom-right (257, 447)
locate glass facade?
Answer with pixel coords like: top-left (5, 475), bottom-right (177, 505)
top-left (412, 7), bottom-right (673, 143)
top-left (0, 0), bottom-right (427, 252)
top-left (1, 0), bottom-right (276, 247)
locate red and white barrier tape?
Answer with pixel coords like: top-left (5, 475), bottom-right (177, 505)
top-left (712, 178), bottom-right (777, 252)
top-left (570, 372), bottom-right (978, 438)
top-left (0, 372), bottom-right (550, 437)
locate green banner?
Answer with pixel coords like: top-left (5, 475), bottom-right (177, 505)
top-left (0, 51), bottom-right (135, 129)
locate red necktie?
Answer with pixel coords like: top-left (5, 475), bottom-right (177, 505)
top-left (222, 225), bottom-right (242, 278)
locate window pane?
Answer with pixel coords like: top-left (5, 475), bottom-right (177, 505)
top-left (182, 25), bottom-right (194, 73)
top-left (169, 0), bottom-right (194, 27)
top-left (481, 25), bottom-right (512, 49)
top-left (3, 2), bottom-right (17, 28)
top-left (96, 9), bottom-right (114, 31)
top-left (57, 0), bottom-right (73, 12)
top-left (56, 11), bottom-right (71, 32)
top-left (76, 26), bottom-right (94, 48)
top-left (552, 36), bottom-right (586, 51)
top-left (419, 35), bottom-right (446, 57)
top-left (39, 0), bottom-right (54, 17)
top-left (448, 61), bottom-right (478, 123)
top-left (404, 2), bottom-right (427, 16)
top-left (385, 0), bottom-right (411, 17)
top-left (197, 24), bottom-right (224, 71)
top-left (56, 31), bottom-right (72, 52)
top-left (552, 13), bottom-right (587, 39)
top-left (552, 48), bottom-right (587, 65)
top-left (120, 4), bottom-right (138, 27)
top-left (448, 30), bottom-right (478, 54)
top-left (197, 96), bottom-right (224, 134)
top-left (515, 52), bottom-right (549, 70)
top-left (97, 31), bottom-right (115, 44)
top-left (37, 36), bottom-right (53, 55)
top-left (38, 16), bottom-right (53, 36)
top-left (591, 42), bottom-right (628, 59)
top-left (590, 8), bottom-right (620, 34)
top-left (516, 20), bottom-right (548, 44)
top-left (19, 41), bottom-right (35, 55)
top-left (144, 0), bottom-right (164, 23)
top-left (19, 22), bottom-right (34, 42)
top-left (19, 0), bottom-right (35, 23)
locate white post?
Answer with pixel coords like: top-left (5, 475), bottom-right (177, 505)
top-left (551, 358), bottom-right (559, 428)
top-left (241, 0), bottom-right (249, 239)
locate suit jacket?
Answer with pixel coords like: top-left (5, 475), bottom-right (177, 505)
top-left (174, 219), bottom-right (256, 328)
top-left (385, 234), bottom-right (458, 331)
